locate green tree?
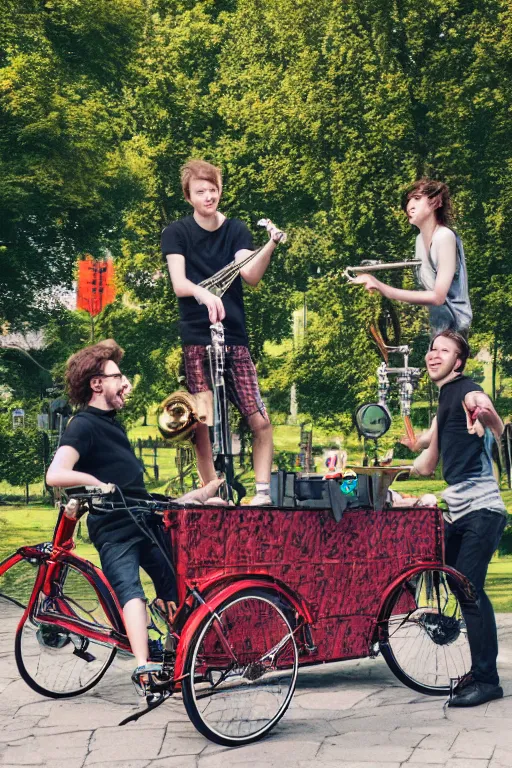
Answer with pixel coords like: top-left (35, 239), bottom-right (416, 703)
top-left (0, 0), bottom-right (147, 327)
top-left (0, 425), bottom-right (44, 503)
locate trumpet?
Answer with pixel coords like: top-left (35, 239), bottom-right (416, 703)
top-left (343, 260), bottom-right (421, 280)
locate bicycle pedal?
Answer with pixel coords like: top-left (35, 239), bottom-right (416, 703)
top-left (148, 671), bottom-right (173, 692)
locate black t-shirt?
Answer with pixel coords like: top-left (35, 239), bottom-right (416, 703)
top-left (161, 216), bottom-right (253, 346)
top-left (437, 375), bottom-right (487, 485)
top-left (59, 407), bottom-right (150, 548)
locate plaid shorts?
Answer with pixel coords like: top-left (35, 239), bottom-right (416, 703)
top-left (183, 345), bottom-right (268, 421)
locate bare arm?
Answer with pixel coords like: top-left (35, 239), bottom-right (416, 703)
top-left (236, 241), bottom-right (277, 286)
top-left (401, 416), bottom-right (437, 452)
top-left (351, 229), bottom-right (456, 307)
top-left (46, 446), bottom-right (111, 489)
top-left (165, 253), bottom-right (226, 324)
top-left (236, 221), bottom-right (283, 286)
top-left (464, 391), bottom-right (504, 440)
top-left (411, 419), bottom-right (440, 476)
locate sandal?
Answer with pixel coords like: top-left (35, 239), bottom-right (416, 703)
top-left (131, 662), bottom-right (163, 695)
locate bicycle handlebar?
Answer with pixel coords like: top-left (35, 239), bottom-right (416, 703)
top-left (65, 485), bottom-right (178, 515)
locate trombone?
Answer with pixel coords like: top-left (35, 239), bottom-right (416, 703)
top-left (343, 260), bottom-right (421, 281)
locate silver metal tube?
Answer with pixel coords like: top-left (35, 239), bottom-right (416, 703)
top-left (344, 260), bottom-right (421, 278)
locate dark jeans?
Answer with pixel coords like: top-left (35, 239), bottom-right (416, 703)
top-left (445, 509), bottom-right (507, 685)
top-left (98, 535), bottom-right (176, 608)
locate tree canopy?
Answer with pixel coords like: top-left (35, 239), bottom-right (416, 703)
top-left (1, 0), bottom-right (511, 421)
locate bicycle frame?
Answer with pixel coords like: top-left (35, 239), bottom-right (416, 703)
top-left (0, 504), bottom-right (131, 653)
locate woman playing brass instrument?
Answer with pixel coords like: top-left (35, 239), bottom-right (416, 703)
top-left (349, 179), bottom-right (472, 337)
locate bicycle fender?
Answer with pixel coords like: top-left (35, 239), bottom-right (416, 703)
top-left (174, 577), bottom-right (311, 680)
top-left (54, 552), bottom-right (126, 634)
top-left (377, 563), bottom-right (476, 625)
top-left (0, 551), bottom-right (25, 578)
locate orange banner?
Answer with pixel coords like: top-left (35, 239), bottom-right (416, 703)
top-left (76, 258), bottom-right (116, 316)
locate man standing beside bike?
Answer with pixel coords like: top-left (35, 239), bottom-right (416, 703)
top-left (406, 330), bottom-right (507, 707)
top-left (46, 339), bottom-right (224, 695)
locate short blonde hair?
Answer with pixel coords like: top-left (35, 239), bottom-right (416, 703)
top-left (181, 159), bottom-right (222, 199)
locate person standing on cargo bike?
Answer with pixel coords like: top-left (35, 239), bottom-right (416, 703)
top-left (406, 330), bottom-right (506, 707)
top-left (46, 339), bottom-right (224, 695)
top-left (161, 159), bottom-right (285, 505)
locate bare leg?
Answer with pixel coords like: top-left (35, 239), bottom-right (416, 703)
top-left (123, 597), bottom-right (149, 667)
top-left (193, 422), bottom-right (217, 483)
top-left (247, 411), bottom-right (273, 483)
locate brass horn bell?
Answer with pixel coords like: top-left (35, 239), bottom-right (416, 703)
top-left (157, 391), bottom-right (200, 442)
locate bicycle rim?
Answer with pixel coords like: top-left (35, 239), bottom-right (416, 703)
top-left (182, 590), bottom-right (298, 746)
top-left (380, 569), bottom-right (471, 694)
top-left (15, 561), bottom-right (117, 698)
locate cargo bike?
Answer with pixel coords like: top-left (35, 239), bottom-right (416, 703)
top-left (0, 426), bottom-right (474, 747)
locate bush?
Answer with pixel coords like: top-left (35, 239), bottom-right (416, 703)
top-left (273, 450), bottom-right (298, 471)
top-left (498, 519), bottom-right (512, 556)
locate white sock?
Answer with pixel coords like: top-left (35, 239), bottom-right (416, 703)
top-left (255, 482), bottom-right (270, 495)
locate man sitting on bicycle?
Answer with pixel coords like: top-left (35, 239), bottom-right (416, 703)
top-left (46, 338), bottom-right (224, 696)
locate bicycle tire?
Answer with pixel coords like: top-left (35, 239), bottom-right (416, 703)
top-left (0, 553), bottom-right (40, 609)
top-left (181, 588), bottom-right (298, 746)
top-left (379, 568), bottom-right (471, 695)
top-left (15, 558), bottom-right (117, 699)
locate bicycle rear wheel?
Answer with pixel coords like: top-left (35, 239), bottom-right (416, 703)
top-left (182, 589), bottom-right (298, 746)
top-left (379, 568), bottom-right (471, 695)
top-left (15, 560), bottom-right (117, 698)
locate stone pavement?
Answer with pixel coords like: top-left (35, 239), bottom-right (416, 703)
top-left (1, 602), bottom-right (511, 768)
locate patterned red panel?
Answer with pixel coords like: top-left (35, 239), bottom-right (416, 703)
top-left (169, 505), bottom-right (443, 663)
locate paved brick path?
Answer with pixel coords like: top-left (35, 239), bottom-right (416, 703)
top-left (1, 602), bottom-right (511, 768)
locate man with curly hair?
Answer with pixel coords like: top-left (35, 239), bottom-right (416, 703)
top-left (46, 339), bottom-right (223, 694)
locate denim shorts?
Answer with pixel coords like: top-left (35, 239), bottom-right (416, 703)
top-left (98, 535), bottom-right (176, 608)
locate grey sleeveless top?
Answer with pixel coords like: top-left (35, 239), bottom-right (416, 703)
top-left (415, 228), bottom-right (472, 337)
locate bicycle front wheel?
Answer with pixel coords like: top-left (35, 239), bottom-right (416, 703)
top-left (182, 589), bottom-right (298, 746)
top-left (15, 560), bottom-right (117, 698)
top-left (379, 568), bottom-right (471, 695)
